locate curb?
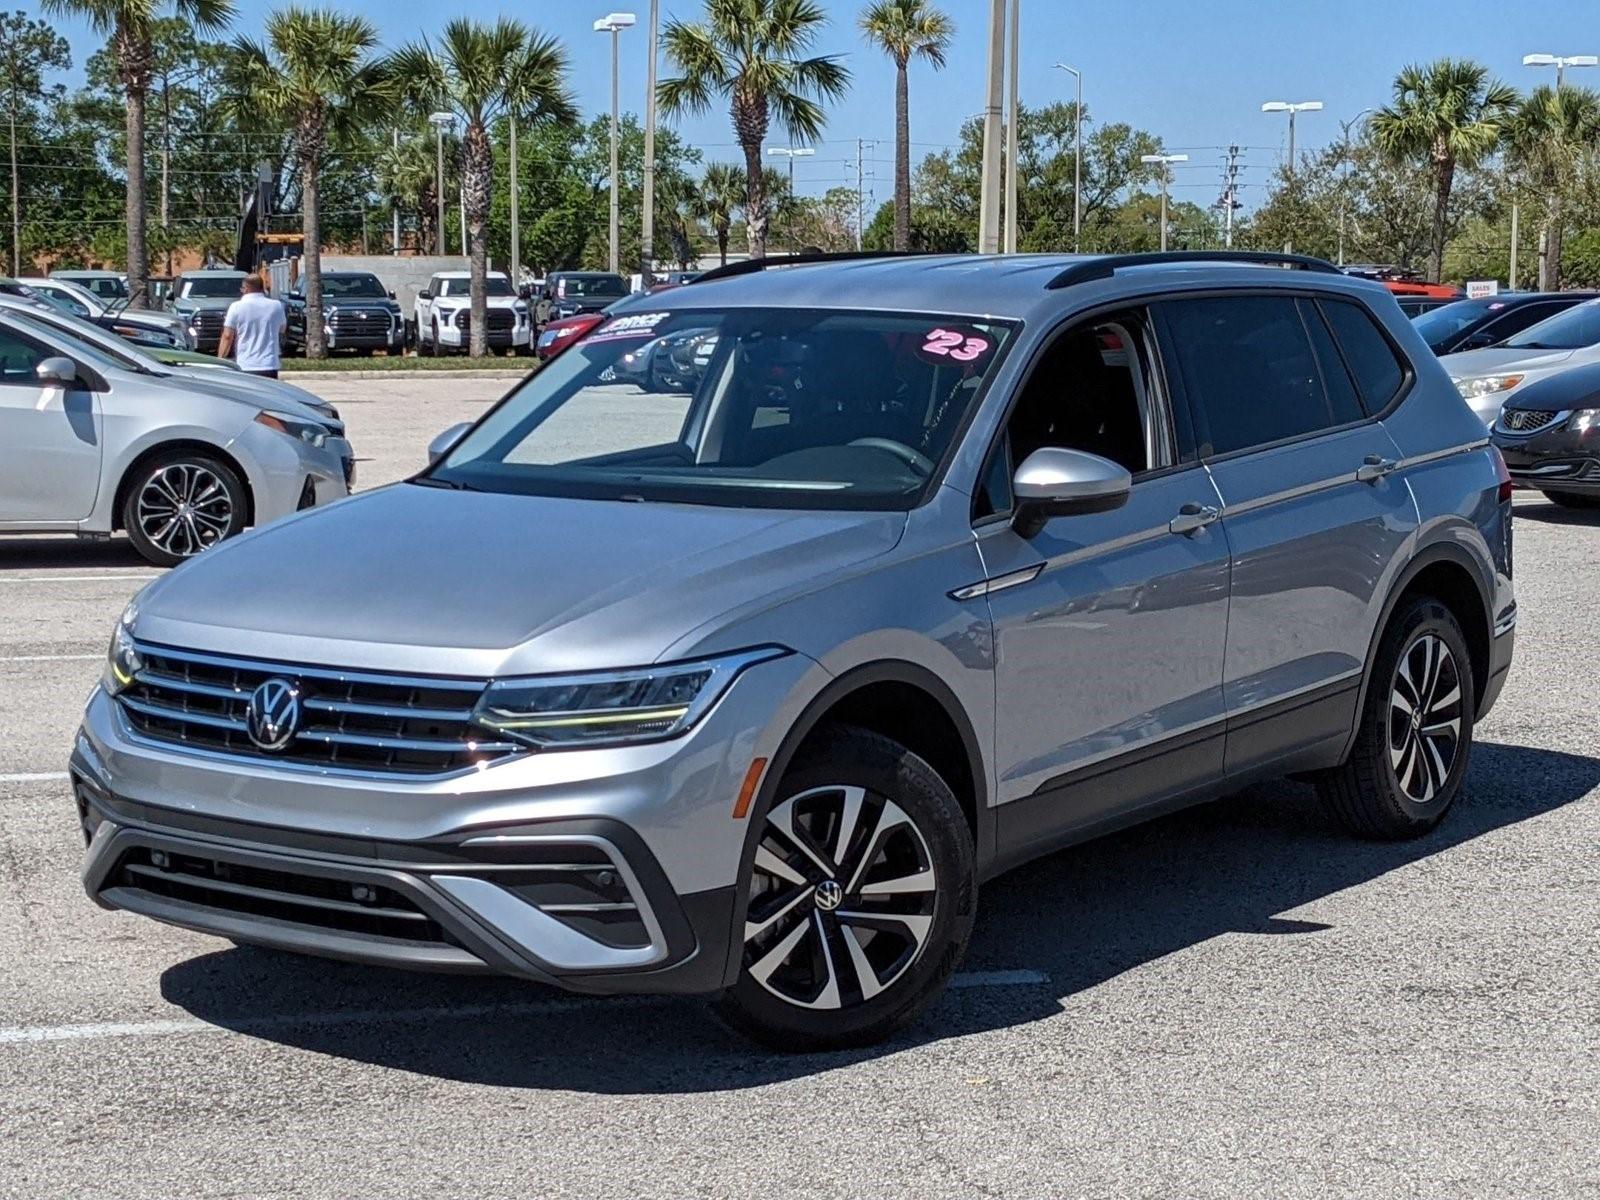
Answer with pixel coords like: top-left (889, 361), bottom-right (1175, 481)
top-left (284, 369), bottom-right (531, 381)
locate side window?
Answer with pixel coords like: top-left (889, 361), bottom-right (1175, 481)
top-left (1483, 302), bottom-right (1565, 343)
top-left (975, 308), bottom-right (1169, 519)
top-left (0, 327), bottom-right (49, 385)
top-left (1300, 300), bottom-right (1366, 422)
top-left (1161, 295), bottom-right (1354, 457)
top-left (1319, 299), bottom-right (1406, 411)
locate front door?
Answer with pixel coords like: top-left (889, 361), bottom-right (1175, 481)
top-left (0, 326), bottom-right (102, 523)
top-left (974, 308), bottom-right (1232, 864)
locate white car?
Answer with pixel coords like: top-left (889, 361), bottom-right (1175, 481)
top-left (22, 276), bottom-right (195, 350)
top-left (1441, 297), bottom-right (1600, 425)
top-left (414, 270), bottom-right (532, 355)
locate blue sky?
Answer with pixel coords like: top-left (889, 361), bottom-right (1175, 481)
top-left (37, 0), bottom-right (1600, 211)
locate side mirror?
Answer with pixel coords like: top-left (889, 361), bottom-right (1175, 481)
top-left (35, 356), bottom-right (79, 387)
top-left (387, 289), bottom-right (397, 299)
top-left (518, 284), bottom-right (533, 300)
top-left (1461, 332), bottom-right (1498, 350)
top-left (418, 289), bottom-right (433, 301)
top-left (1011, 447), bottom-right (1132, 537)
top-left (427, 421), bottom-right (472, 464)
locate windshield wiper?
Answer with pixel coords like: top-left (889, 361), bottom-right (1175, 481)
top-left (411, 476), bottom-right (482, 492)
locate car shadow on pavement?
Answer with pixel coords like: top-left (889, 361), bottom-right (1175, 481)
top-left (0, 534), bottom-right (151, 569)
top-left (1510, 502), bottom-right (1600, 527)
top-left (159, 740), bottom-right (1600, 1090)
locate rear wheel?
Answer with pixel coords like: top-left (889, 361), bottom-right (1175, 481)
top-left (121, 451), bottom-right (248, 567)
top-left (1317, 597), bottom-right (1475, 839)
top-left (1542, 489), bottom-right (1600, 509)
top-left (716, 725), bottom-right (976, 1051)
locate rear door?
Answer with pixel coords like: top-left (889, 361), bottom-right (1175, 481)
top-left (0, 325), bottom-right (103, 522)
top-left (1155, 292), bottom-right (1417, 779)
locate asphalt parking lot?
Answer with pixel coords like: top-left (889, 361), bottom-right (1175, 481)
top-left (2, 372), bottom-right (1597, 1198)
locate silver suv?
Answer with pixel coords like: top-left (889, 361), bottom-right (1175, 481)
top-left (72, 252), bottom-right (1516, 1049)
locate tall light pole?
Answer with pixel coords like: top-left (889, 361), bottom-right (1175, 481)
top-left (1052, 63), bottom-right (1082, 252)
top-left (508, 115), bottom-right (519, 278)
top-left (595, 12), bottom-right (637, 276)
top-left (977, 0), bottom-right (1006, 254)
top-left (1002, 0), bottom-right (1020, 253)
top-left (1522, 52), bottom-right (1598, 91)
top-left (1141, 153), bottom-right (1187, 251)
top-left (428, 111), bottom-right (455, 256)
top-left (1523, 53), bottom-right (1595, 290)
top-left (1336, 107), bottom-right (1373, 266)
top-left (766, 147), bottom-right (815, 252)
top-left (1262, 100), bottom-right (1321, 252)
top-left (640, 0), bottom-right (659, 281)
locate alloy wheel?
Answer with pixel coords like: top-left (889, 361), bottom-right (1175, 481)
top-left (1388, 632), bottom-right (1463, 804)
top-left (743, 784), bottom-right (938, 1010)
top-left (134, 463), bottom-right (234, 559)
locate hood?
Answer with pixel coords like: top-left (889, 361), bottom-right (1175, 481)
top-left (154, 370), bottom-right (339, 430)
top-left (132, 484), bottom-right (906, 676)
top-left (1440, 346), bottom-right (1576, 378)
top-left (173, 296), bottom-right (237, 313)
top-left (109, 309), bottom-right (185, 332)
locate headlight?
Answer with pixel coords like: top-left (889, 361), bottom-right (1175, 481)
top-left (1569, 408), bottom-right (1600, 433)
top-left (1456, 374), bottom-right (1524, 400)
top-left (472, 647), bottom-right (787, 749)
top-left (103, 611), bottom-right (142, 696)
top-left (254, 410), bottom-right (328, 448)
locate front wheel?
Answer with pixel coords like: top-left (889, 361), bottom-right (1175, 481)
top-left (121, 452), bottom-right (249, 567)
top-left (716, 725), bottom-right (976, 1051)
top-left (1317, 597), bottom-right (1476, 839)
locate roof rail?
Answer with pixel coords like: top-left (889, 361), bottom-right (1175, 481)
top-left (1045, 250), bottom-right (1342, 291)
top-left (690, 250), bottom-right (939, 285)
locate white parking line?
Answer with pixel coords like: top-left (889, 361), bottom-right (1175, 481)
top-left (0, 574), bottom-right (158, 584)
top-left (0, 772), bottom-right (69, 784)
top-left (0, 970), bottom-right (1051, 1046)
top-left (0, 654), bottom-right (102, 662)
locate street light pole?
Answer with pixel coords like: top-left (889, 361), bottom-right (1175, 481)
top-left (428, 111), bottom-right (454, 256)
top-left (509, 115), bottom-right (519, 278)
top-left (1523, 53), bottom-right (1596, 290)
top-left (1261, 100), bottom-right (1322, 252)
top-left (1141, 153), bottom-right (1187, 251)
top-left (1053, 63), bottom-right (1082, 252)
top-left (1003, 0), bottom-right (1019, 253)
top-left (1336, 108), bottom-right (1372, 267)
top-left (977, 0), bottom-right (1006, 254)
top-left (594, 13), bottom-right (637, 277)
top-left (640, 0), bottom-right (658, 281)
top-left (766, 147), bottom-right (815, 252)
top-left (1523, 51), bottom-right (1598, 92)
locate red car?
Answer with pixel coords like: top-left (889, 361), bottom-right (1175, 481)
top-left (535, 312), bottom-right (604, 361)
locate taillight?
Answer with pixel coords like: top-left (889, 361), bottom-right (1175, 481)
top-left (1489, 444), bottom-right (1514, 504)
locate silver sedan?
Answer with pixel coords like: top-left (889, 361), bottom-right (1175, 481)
top-left (0, 308), bottom-right (351, 565)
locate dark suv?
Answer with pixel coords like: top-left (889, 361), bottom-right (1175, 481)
top-left (539, 271), bottom-right (629, 325)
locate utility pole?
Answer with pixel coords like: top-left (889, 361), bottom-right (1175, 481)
top-left (856, 138), bottom-right (865, 251)
top-left (509, 115), bottom-right (519, 278)
top-left (1052, 64), bottom-right (1083, 252)
top-left (1220, 144), bottom-right (1241, 248)
top-left (977, 0), bottom-right (1006, 254)
top-left (8, 86), bottom-right (17, 277)
top-left (1002, 0), bottom-right (1019, 253)
top-left (640, 0), bottom-right (659, 281)
top-left (1510, 201), bottom-right (1520, 289)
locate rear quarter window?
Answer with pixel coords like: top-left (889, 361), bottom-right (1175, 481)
top-left (1320, 299), bottom-right (1407, 411)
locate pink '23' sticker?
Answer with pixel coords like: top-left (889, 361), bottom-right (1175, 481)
top-left (918, 327), bottom-right (993, 365)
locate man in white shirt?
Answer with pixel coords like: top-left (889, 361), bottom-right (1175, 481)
top-left (218, 275), bottom-right (286, 377)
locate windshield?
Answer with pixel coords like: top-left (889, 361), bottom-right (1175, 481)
top-left (181, 276), bottom-right (245, 299)
top-left (14, 304), bottom-right (165, 374)
top-left (323, 274), bottom-right (387, 299)
top-left (7, 309), bottom-right (147, 376)
top-left (439, 276), bottom-right (514, 298)
top-left (1412, 298), bottom-right (1496, 349)
top-left (559, 274), bottom-right (627, 298)
top-left (1501, 298), bottom-right (1600, 350)
top-left (429, 308), bottom-right (1015, 511)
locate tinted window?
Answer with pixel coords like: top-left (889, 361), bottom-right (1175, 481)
top-left (1320, 300), bottom-right (1405, 409)
top-left (1161, 296), bottom-right (1354, 456)
top-left (1301, 301), bottom-right (1366, 421)
top-left (0, 326), bottom-right (48, 383)
top-left (180, 275), bottom-right (245, 298)
top-left (1482, 301), bottom-right (1571, 343)
top-left (1502, 298), bottom-right (1600, 350)
top-left (1412, 298), bottom-right (1497, 349)
top-left (322, 274), bottom-right (386, 298)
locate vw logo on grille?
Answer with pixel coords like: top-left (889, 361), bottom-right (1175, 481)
top-left (245, 678), bottom-right (301, 751)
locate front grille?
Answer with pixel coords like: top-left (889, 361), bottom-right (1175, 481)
top-left (330, 310), bottom-right (394, 339)
top-left (188, 310), bottom-right (225, 341)
top-left (1500, 408), bottom-right (1561, 433)
top-left (112, 846), bottom-right (451, 945)
top-left (453, 309), bottom-right (516, 332)
top-left (118, 642), bottom-right (523, 775)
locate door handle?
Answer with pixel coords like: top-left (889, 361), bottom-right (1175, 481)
top-left (1168, 502), bottom-right (1220, 535)
top-left (1356, 454), bottom-right (1399, 483)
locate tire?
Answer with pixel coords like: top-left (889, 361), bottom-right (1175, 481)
top-left (419, 319), bottom-right (435, 357)
top-left (121, 451), bottom-right (249, 567)
top-left (715, 724), bottom-right (976, 1051)
top-left (1542, 489), bottom-right (1600, 509)
top-left (1317, 597), bottom-right (1476, 839)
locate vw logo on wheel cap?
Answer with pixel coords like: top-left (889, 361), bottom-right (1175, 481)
top-left (245, 678), bottom-right (301, 751)
top-left (814, 880), bottom-right (844, 912)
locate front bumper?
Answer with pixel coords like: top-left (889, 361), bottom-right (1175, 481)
top-left (1495, 436), bottom-right (1600, 494)
top-left (236, 424), bottom-right (353, 526)
top-left (69, 650), bottom-right (819, 994)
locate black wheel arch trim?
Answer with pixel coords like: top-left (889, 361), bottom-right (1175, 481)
top-left (716, 658), bottom-right (994, 989)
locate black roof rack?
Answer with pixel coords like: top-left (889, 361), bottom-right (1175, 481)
top-left (690, 250), bottom-right (939, 285)
top-left (1046, 250), bottom-right (1342, 290)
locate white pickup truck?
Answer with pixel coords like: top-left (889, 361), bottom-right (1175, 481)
top-left (414, 270), bottom-right (532, 355)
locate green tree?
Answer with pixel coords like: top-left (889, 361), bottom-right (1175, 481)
top-left (227, 7), bottom-right (390, 357)
top-left (40, 0), bottom-right (235, 305)
top-left (1503, 85), bottom-right (1600, 290)
top-left (396, 19), bottom-right (573, 355)
top-left (375, 124), bottom-right (435, 254)
top-left (0, 10), bottom-right (71, 274)
top-left (659, 0), bottom-right (849, 259)
top-left (690, 161), bottom-right (744, 265)
top-left (1370, 58), bottom-right (1517, 283)
top-left (858, 0), bottom-right (952, 252)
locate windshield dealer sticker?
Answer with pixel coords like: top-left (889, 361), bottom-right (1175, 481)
top-left (918, 327), bottom-right (993, 366)
top-left (586, 312), bottom-right (670, 344)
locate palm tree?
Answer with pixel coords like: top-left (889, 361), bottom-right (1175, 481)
top-left (692, 161), bottom-right (743, 265)
top-left (227, 7), bottom-right (390, 358)
top-left (858, 0), bottom-right (952, 252)
top-left (1370, 58), bottom-right (1517, 283)
top-left (1504, 85), bottom-right (1600, 290)
top-left (375, 128), bottom-right (435, 253)
top-left (41, 0), bottom-right (235, 307)
top-left (395, 20), bottom-right (572, 356)
top-left (659, 0), bottom-right (849, 259)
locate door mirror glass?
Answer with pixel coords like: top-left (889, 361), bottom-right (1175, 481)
top-left (1011, 447), bottom-right (1132, 535)
top-left (1461, 331), bottom-right (1498, 350)
top-left (388, 289), bottom-right (397, 300)
top-left (427, 421), bottom-right (472, 464)
top-left (35, 356), bottom-right (78, 387)
top-left (418, 289), bottom-right (433, 301)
